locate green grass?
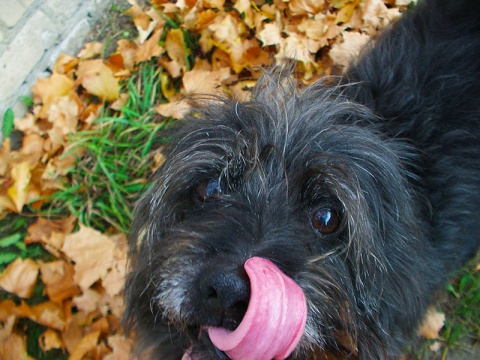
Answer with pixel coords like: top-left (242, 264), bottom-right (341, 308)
top-left (440, 261), bottom-right (480, 358)
top-left (0, 214), bottom-right (47, 272)
top-left (407, 257), bottom-right (480, 359)
top-left (51, 61), bottom-right (172, 233)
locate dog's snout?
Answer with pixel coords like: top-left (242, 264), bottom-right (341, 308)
top-left (199, 266), bottom-right (250, 330)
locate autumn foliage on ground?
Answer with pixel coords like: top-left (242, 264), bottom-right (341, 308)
top-left (0, 0), bottom-right (453, 359)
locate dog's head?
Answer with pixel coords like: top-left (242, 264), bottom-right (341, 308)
top-left (125, 70), bottom-right (431, 359)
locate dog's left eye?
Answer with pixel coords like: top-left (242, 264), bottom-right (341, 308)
top-left (312, 208), bottom-right (341, 235)
top-left (196, 179), bottom-right (223, 201)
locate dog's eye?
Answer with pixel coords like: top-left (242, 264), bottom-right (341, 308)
top-left (312, 208), bottom-right (340, 234)
top-left (196, 179), bottom-right (223, 201)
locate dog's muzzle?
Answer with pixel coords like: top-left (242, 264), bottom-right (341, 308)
top-left (184, 257), bottom-right (307, 360)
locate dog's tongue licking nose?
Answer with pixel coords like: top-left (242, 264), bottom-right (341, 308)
top-left (208, 257), bottom-right (307, 360)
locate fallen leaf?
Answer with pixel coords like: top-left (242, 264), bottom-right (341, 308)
top-left (165, 28), bottom-right (187, 67)
top-left (418, 308), bottom-right (445, 352)
top-left (68, 330), bottom-right (101, 360)
top-left (329, 31), bottom-right (370, 68)
top-left (78, 42), bottom-right (103, 59)
top-left (16, 301), bottom-right (66, 331)
top-left (73, 288), bottom-right (101, 315)
top-left (0, 258), bottom-right (39, 298)
top-left (104, 335), bottom-right (133, 360)
top-left (76, 60), bottom-right (120, 101)
top-left (7, 162), bottom-right (32, 212)
top-left (62, 225), bottom-right (116, 290)
top-left (0, 333), bottom-right (33, 360)
top-left (39, 328), bottom-right (63, 352)
top-left (134, 28), bottom-right (164, 64)
top-left (32, 74), bottom-right (74, 119)
top-left (39, 260), bottom-right (81, 303)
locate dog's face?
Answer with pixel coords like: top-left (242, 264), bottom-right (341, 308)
top-left (125, 74), bottom-right (432, 359)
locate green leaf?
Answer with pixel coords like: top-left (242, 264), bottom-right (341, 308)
top-left (0, 252), bottom-right (19, 265)
top-left (2, 108), bottom-right (14, 137)
top-left (0, 233), bottom-right (22, 248)
top-left (21, 96), bottom-right (34, 107)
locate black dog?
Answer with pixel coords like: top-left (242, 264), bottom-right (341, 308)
top-left (124, 0), bottom-right (480, 359)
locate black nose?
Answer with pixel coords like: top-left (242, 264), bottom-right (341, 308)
top-left (199, 265), bottom-right (250, 330)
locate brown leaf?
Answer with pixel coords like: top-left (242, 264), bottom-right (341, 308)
top-left (329, 31), bottom-right (370, 68)
top-left (73, 289), bottom-right (101, 315)
top-left (32, 74), bottom-right (74, 119)
top-left (62, 225), bottom-right (116, 290)
top-left (182, 68), bottom-right (231, 94)
top-left (0, 258), bottom-right (39, 298)
top-left (68, 330), bottom-right (101, 360)
top-left (78, 42), bottom-right (103, 59)
top-left (134, 28), bottom-right (164, 64)
top-left (104, 335), bottom-right (133, 360)
top-left (418, 308), bottom-right (445, 351)
top-left (39, 260), bottom-right (81, 304)
top-left (0, 333), bottom-right (34, 360)
top-left (16, 301), bottom-right (66, 331)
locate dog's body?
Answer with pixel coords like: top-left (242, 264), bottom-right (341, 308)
top-left (125, 0), bottom-right (480, 359)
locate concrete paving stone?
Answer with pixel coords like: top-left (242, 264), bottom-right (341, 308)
top-left (48, 18), bottom-right (92, 66)
top-left (20, 0), bottom-right (37, 7)
top-left (0, 0), bottom-right (27, 28)
top-left (0, 10), bottom-right (57, 102)
top-left (0, 28), bottom-right (5, 43)
top-left (43, 0), bottom-right (82, 22)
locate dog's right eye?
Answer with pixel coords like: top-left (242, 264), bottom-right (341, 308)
top-left (196, 179), bottom-right (223, 202)
top-left (311, 208), bottom-right (341, 235)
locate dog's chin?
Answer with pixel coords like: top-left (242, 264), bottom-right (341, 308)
top-left (182, 329), bottom-right (230, 360)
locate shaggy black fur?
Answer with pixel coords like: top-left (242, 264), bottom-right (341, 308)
top-left (124, 0), bottom-right (480, 359)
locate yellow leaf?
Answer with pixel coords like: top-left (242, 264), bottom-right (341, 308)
top-left (165, 28), bottom-right (187, 67)
top-left (0, 258), bottom-right (39, 298)
top-left (39, 329), bottom-right (63, 352)
top-left (7, 162), bottom-right (31, 212)
top-left (77, 60), bottom-right (120, 101)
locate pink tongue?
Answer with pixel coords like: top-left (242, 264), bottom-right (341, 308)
top-left (208, 257), bottom-right (307, 360)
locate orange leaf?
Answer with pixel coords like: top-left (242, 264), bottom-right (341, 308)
top-left (0, 258), bottom-right (39, 298)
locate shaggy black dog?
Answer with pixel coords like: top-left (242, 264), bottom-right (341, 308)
top-left (124, 0), bottom-right (480, 359)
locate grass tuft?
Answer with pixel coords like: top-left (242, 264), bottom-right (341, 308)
top-left (51, 61), bottom-right (172, 233)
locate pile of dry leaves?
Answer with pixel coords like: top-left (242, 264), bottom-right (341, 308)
top-left (1, 1), bottom-right (447, 359)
